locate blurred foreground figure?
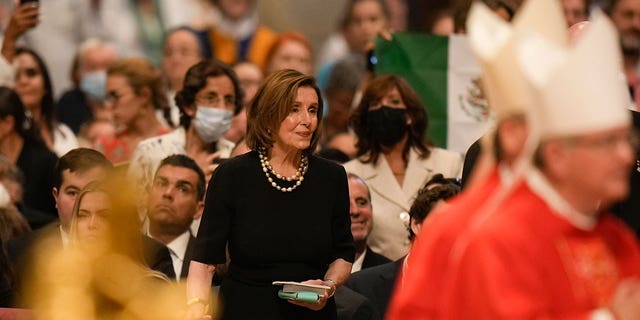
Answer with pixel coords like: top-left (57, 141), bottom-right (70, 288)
top-left (387, 0), bottom-right (568, 318)
top-left (445, 11), bottom-right (640, 319)
top-left (21, 178), bottom-right (189, 320)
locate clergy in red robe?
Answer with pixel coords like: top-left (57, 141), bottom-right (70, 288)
top-left (444, 10), bottom-right (640, 320)
top-left (386, 0), bottom-right (567, 317)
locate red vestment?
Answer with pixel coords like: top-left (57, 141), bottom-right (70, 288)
top-left (386, 167), bottom-right (502, 319)
top-left (444, 180), bottom-right (640, 319)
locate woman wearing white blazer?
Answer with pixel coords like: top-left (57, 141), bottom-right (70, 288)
top-left (344, 75), bottom-right (462, 260)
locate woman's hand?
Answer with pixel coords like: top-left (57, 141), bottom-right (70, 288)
top-left (2, 1), bottom-right (39, 62)
top-left (285, 279), bottom-right (332, 311)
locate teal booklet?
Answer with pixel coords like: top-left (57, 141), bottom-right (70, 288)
top-left (273, 281), bottom-right (330, 303)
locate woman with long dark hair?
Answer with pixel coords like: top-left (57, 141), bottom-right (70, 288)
top-left (0, 86), bottom-right (58, 224)
top-left (344, 75), bottom-right (463, 261)
top-left (14, 48), bottom-right (78, 157)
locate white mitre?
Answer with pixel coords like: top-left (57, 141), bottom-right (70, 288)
top-left (518, 10), bottom-right (631, 138)
top-left (466, 0), bottom-right (567, 119)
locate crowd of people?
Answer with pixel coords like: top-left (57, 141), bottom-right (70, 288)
top-left (0, 0), bottom-right (637, 319)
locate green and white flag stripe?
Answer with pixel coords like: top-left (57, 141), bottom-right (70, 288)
top-left (375, 33), bottom-right (492, 154)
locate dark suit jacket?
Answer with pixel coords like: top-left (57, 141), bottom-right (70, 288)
top-left (141, 235), bottom-right (176, 280)
top-left (361, 247), bottom-right (391, 270)
top-left (611, 110), bottom-right (640, 236)
top-left (346, 258), bottom-right (403, 319)
top-left (335, 286), bottom-right (378, 320)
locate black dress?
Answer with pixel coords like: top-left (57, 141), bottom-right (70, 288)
top-left (193, 151), bottom-right (354, 320)
top-left (16, 137), bottom-right (58, 226)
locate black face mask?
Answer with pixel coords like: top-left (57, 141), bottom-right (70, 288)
top-left (366, 106), bottom-right (408, 147)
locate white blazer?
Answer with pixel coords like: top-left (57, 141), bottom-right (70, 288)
top-left (344, 147), bottom-right (463, 260)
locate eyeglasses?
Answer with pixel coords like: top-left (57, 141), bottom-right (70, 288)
top-left (105, 90), bottom-right (130, 104)
top-left (15, 67), bottom-right (40, 80)
top-left (563, 131), bottom-right (640, 152)
top-left (195, 93), bottom-right (235, 108)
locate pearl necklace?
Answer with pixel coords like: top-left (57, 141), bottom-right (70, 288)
top-left (258, 148), bottom-right (309, 192)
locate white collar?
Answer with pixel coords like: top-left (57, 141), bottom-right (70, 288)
top-left (59, 225), bottom-right (70, 248)
top-left (525, 169), bottom-right (597, 230)
top-left (351, 248), bottom-right (367, 273)
top-left (164, 231), bottom-right (191, 262)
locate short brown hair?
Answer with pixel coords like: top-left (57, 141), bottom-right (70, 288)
top-left (175, 59), bottom-right (243, 129)
top-left (245, 69), bottom-right (323, 153)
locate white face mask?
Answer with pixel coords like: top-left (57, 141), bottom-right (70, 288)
top-left (193, 106), bottom-right (233, 143)
top-left (79, 70), bottom-right (107, 102)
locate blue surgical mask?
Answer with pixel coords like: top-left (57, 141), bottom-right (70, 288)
top-left (193, 107), bottom-right (233, 143)
top-left (80, 71), bottom-right (107, 102)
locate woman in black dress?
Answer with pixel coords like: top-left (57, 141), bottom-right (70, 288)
top-left (186, 69), bottom-right (354, 320)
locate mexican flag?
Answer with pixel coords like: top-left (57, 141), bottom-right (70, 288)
top-left (375, 33), bottom-right (492, 154)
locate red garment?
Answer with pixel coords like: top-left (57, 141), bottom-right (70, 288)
top-left (444, 181), bottom-right (640, 319)
top-left (95, 127), bottom-right (170, 164)
top-left (386, 167), bottom-right (502, 320)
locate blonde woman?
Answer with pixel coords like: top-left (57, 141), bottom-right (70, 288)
top-left (94, 58), bottom-right (172, 164)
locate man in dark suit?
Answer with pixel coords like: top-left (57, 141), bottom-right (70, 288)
top-left (335, 285), bottom-right (378, 320)
top-left (146, 154), bottom-right (205, 280)
top-left (8, 148), bottom-right (174, 306)
top-left (346, 176), bottom-right (462, 318)
top-left (347, 173), bottom-right (391, 273)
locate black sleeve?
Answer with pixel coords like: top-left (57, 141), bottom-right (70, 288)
top-left (461, 138), bottom-right (482, 189)
top-left (191, 162), bottom-right (233, 265)
top-left (330, 164), bottom-right (355, 263)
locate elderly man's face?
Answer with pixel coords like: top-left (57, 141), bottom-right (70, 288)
top-left (611, 0), bottom-right (640, 53)
top-left (548, 126), bottom-right (634, 209)
top-left (348, 177), bottom-right (373, 243)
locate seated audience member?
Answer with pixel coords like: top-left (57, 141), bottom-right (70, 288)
top-left (317, 0), bottom-right (390, 71)
top-left (208, 0), bottom-right (277, 69)
top-left (0, 184), bottom-right (29, 245)
top-left (0, 87), bottom-right (58, 225)
top-left (346, 175), bottom-right (461, 319)
top-left (147, 154), bottom-right (220, 282)
top-left (57, 38), bottom-right (118, 134)
top-left (77, 118), bottom-right (116, 149)
top-left (335, 285), bottom-right (378, 320)
top-left (14, 48), bottom-right (78, 157)
top-left (429, 8), bottom-right (455, 35)
top-left (225, 61), bottom-right (264, 145)
top-left (162, 27), bottom-right (213, 127)
top-left (347, 173), bottom-right (391, 273)
top-left (264, 31), bottom-right (314, 76)
top-left (21, 179), bottom-right (184, 318)
top-left (344, 75), bottom-right (463, 260)
top-left (8, 148), bottom-right (174, 306)
top-left (0, 156), bottom-right (30, 241)
top-left (94, 58), bottom-right (172, 164)
top-left (321, 56), bottom-right (363, 150)
top-left (129, 59), bottom-right (243, 194)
